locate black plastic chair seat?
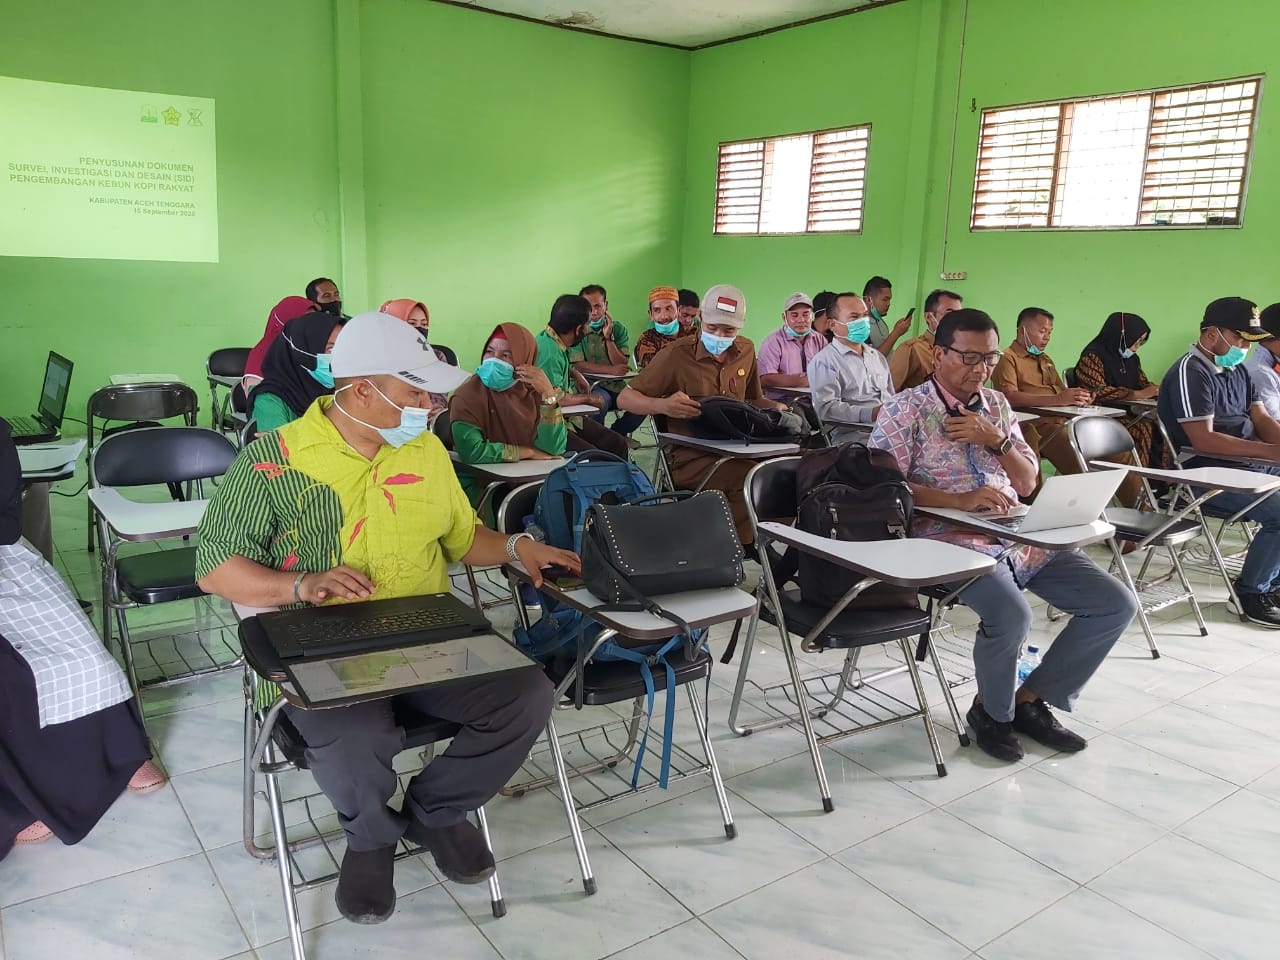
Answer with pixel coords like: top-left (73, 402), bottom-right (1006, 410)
top-left (546, 649), bottom-right (712, 706)
top-left (1104, 508), bottom-right (1202, 546)
top-left (777, 588), bottom-right (930, 649)
top-left (115, 547), bottom-right (203, 604)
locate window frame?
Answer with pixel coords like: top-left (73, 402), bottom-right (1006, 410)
top-left (969, 74), bottom-right (1263, 233)
top-left (713, 122), bottom-right (873, 237)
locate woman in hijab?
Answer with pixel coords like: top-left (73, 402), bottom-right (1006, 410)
top-left (243, 296), bottom-right (317, 393)
top-left (1075, 311), bottom-right (1166, 502)
top-left (380, 297), bottom-right (451, 411)
top-left (1, 419), bottom-right (165, 860)
top-left (247, 314), bottom-right (344, 432)
top-left (450, 323), bottom-right (566, 506)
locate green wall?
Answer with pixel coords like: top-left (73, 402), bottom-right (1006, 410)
top-left (682, 0), bottom-right (937, 346)
top-left (684, 0), bottom-right (1280, 379)
top-left (0, 0), bottom-right (688, 421)
top-left (358, 0), bottom-right (689, 368)
top-left (1, 0), bottom-right (343, 424)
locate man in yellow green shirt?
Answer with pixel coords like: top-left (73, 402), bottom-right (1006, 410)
top-left (196, 312), bottom-right (579, 925)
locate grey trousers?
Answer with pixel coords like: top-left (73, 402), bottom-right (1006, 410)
top-left (957, 550), bottom-right (1137, 723)
top-left (285, 668), bottom-right (554, 851)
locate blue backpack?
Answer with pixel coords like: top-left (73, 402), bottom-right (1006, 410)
top-left (520, 452), bottom-right (705, 788)
top-left (534, 451), bottom-right (654, 553)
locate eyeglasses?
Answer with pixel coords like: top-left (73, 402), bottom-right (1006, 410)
top-left (940, 344), bottom-right (1003, 367)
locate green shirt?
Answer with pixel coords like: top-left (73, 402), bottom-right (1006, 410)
top-left (535, 328), bottom-right (574, 394)
top-left (250, 393), bottom-right (296, 433)
top-left (450, 403), bottom-right (567, 505)
top-left (567, 325), bottom-right (632, 393)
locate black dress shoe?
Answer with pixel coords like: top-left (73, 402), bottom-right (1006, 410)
top-left (1234, 589), bottom-right (1280, 628)
top-left (335, 845), bottom-right (397, 924)
top-left (965, 698), bottom-right (1024, 762)
top-left (1012, 699), bottom-right (1087, 753)
top-left (405, 818), bottom-right (495, 884)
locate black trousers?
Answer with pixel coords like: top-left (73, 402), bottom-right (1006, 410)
top-left (284, 668), bottom-right (554, 851)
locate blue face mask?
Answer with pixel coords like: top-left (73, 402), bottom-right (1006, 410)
top-left (700, 331), bottom-right (736, 356)
top-left (654, 319), bottom-right (680, 336)
top-left (307, 354), bottom-right (335, 389)
top-left (843, 318), bottom-right (872, 344)
top-left (476, 357), bottom-right (516, 391)
top-left (784, 325), bottom-right (809, 339)
top-left (334, 380), bottom-right (432, 448)
top-left (869, 307), bottom-right (884, 322)
top-left (589, 318), bottom-right (606, 331)
top-left (1119, 348), bottom-right (1135, 360)
top-left (1021, 330), bottom-right (1044, 356)
top-left (1212, 329), bottom-right (1248, 368)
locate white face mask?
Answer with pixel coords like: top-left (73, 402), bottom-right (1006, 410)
top-left (334, 379), bottom-right (431, 447)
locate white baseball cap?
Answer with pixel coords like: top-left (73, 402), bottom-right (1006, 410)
top-left (703, 284), bottom-right (747, 330)
top-left (331, 311), bottom-right (471, 392)
top-left (782, 291), bottom-right (812, 312)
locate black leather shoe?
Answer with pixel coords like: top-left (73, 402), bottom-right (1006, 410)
top-left (335, 845), bottom-right (397, 924)
top-left (405, 818), bottom-right (495, 884)
top-left (965, 698), bottom-right (1024, 762)
top-left (1012, 699), bottom-right (1087, 753)
top-left (1234, 589), bottom-right (1280, 628)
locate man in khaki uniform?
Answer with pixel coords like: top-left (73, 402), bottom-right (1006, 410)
top-left (889, 289), bottom-right (964, 391)
top-left (619, 284), bottom-right (786, 545)
top-left (990, 307), bottom-right (1093, 485)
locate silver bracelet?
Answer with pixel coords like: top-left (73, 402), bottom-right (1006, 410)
top-left (292, 572), bottom-right (307, 604)
top-left (506, 533), bottom-right (533, 563)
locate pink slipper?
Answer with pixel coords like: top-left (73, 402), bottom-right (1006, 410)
top-left (16, 821), bottom-right (52, 844)
top-left (128, 759), bottom-right (167, 795)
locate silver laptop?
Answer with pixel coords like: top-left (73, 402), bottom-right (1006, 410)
top-left (976, 471), bottom-right (1125, 533)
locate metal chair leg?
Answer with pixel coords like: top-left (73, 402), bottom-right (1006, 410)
top-left (544, 716), bottom-right (596, 895)
top-left (726, 611), bottom-right (762, 736)
top-left (474, 806), bottom-right (507, 918)
top-left (924, 610), bottom-right (969, 746)
top-left (685, 683), bottom-right (736, 838)
top-left (1109, 541), bottom-right (1160, 659)
top-left (901, 637), bottom-right (946, 777)
top-left (1168, 545), bottom-right (1209, 638)
top-left (262, 737), bottom-right (307, 960)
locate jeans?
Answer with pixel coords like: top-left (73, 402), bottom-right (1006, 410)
top-left (1205, 475), bottom-right (1280, 594)
top-left (590, 386), bottom-right (645, 436)
top-left (957, 550), bottom-right (1137, 722)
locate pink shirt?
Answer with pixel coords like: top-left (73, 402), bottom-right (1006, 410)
top-left (869, 380), bottom-right (1050, 581)
top-left (757, 327), bottom-right (827, 401)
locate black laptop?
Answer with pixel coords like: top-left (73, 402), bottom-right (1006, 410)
top-left (6, 352), bottom-right (73, 445)
top-left (259, 592), bottom-right (494, 660)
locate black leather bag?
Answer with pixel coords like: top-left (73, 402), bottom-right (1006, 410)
top-left (581, 490), bottom-right (745, 604)
top-left (687, 396), bottom-right (805, 444)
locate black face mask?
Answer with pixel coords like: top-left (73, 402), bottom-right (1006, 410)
top-left (319, 299), bottom-right (343, 317)
top-left (930, 376), bottom-right (985, 417)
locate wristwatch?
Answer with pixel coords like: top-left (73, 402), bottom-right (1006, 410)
top-left (541, 394), bottom-right (558, 406)
top-left (988, 434), bottom-right (1014, 457)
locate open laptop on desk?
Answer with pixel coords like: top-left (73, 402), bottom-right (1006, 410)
top-left (973, 470), bottom-right (1125, 533)
top-left (5, 352), bottom-right (73, 445)
top-left (254, 593), bottom-right (538, 707)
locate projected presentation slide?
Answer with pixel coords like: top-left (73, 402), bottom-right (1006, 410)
top-left (0, 75), bottom-right (217, 263)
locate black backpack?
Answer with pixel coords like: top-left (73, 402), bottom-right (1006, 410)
top-left (788, 444), bottom-right (920, 610)
top-left (687, 396), bottom-right (805, 444)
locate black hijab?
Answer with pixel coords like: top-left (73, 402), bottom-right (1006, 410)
top-left (248, 314), bottom-right (343, 417)
top-left (1079, 311), bottom-right (1151, 390)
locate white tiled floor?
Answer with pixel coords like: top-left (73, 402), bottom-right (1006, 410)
top-left (4, 475), bottom-right (1280, 959)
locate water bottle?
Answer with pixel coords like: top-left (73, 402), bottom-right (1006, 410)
top-left (1017, 644), bottom-right (1041, 686)
top-left (523, 516), bottom-right (545, 542)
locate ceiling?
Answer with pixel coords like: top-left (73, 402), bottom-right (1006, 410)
top-left (433, 0), bottom-right (890, 49)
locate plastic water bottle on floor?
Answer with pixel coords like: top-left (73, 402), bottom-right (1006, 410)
top-left (1016, 644), bottom-right (1041, 686)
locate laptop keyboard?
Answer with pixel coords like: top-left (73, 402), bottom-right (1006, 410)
top-left (289, 605), bottom-right (470, 649)
top-left (985, 515), bottom-right (1025, 531)
top-left (8, 415), bottom-right (44, 436)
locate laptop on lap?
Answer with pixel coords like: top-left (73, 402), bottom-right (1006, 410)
top-left (5, 352), bottom-right (74, 445)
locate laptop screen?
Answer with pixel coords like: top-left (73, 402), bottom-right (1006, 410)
top-left (37, 352), bottom-right (73, 427)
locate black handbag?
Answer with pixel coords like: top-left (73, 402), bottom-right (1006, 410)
top-left (581, 490), bottom-right (745, 604)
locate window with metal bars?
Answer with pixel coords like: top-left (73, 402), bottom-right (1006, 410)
top-left (713, 124), bottom-right (871, 235)
top-left (971, 76), bottom-right (1261, 230)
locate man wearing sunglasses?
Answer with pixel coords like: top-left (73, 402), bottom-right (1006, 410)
top-left (870, 309), bottom-right (1135, 763)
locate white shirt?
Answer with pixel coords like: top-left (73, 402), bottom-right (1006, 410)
top-left (808, 339), bottom-right (894, 443)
